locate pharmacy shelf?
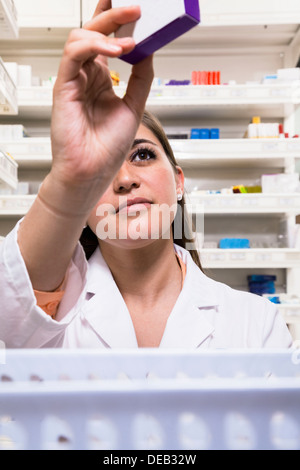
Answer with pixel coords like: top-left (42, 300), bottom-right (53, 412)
top-left (189, 0), bottom-right (300, 27)
top-left (1, 137), bottom-right (52, 168)
top-left (126, 84), bottom-right (300, 120)
top-left (172, 138), bottom-right (300, 169)
top-left (0, 195), bottom-right (35, 216)
top-left (0, 58), bottom-right (18, 115)
top-left (4, 137), bottom-right (300, 170)
top-left (187, 193), bottom-right (300, 215)
top-left (200, 248), bottom-right (300, 269)
top-left (4, 136), bottom-right (300, 170)
top-left (279, 305), bottom-right (300, 326)
top-left (16, 83), bottom-right (300, 120)
top-left (0, 0), bottom-right (18, 39)
top-left (0, 149), bottom-right (18, 190)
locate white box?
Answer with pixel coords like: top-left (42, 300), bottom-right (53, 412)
top-left (112, 0), bottom-right (200, 64)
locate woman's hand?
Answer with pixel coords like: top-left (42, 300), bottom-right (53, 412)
top-left (50, 2), bottom-right (154, 194)
top-left (17, 1), bottom-right (153, 292)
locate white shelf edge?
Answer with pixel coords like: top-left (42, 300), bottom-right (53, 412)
top-left (0, 194), bottom-right (35, 216)
top-left (187, 193), bottom-right (300, 215)
top-left (171, 138), bottom-right (300, 156)
top-left (200, 248), bottom-right (300, 269)
top-left (16, 83), bottom-right (300, 120)
top-left (3, 137), bottom-right (300, 169)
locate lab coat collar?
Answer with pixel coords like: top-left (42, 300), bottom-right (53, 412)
top-left (83, 248), bottom-right (138, 348)
top-left (160, 244), bottom-right (219, 348)
top-left (83, 245), bottom-right (219, 349)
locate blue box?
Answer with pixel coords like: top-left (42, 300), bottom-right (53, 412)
top-left (210, 128), bottom-right (220, 139)
top-left (219, 238), bottom-right (250, 249)
top-left (199, 129), bottom-right (210, 139)
top-left (247, 275), bottom-right (277, 296)
top-left (190, 128), bottom-right (201, 139)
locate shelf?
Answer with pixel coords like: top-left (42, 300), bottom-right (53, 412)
top-left (0, 149), bottom-right (18, 190)
top-left (83, 1), bottom-right (300, 28)
top-left (0, 58), bottom-right (18, 115)
top-left (279, 305), bottom-right (300, 326)
top-left (17, 86), bottom-right (52, 119)
top-left (0, 194), bottom-right (35, 216)
top-left (4, 136), bottom-right (300, 170)
top-left (199, 0), bottom-right (300, 27)
top-left (187, 193), bottom-right (300, 215)
top-left (172, 138), bottom-right (300, 169)
top-left (200, 248), bottom-right (300, 269)
top-left (126, 84), bottom-right (300, 120)
top-left (1, 137), bottom-right (52, 168)
top-left (16, 83), bottom-right (300, 120)
top-left (0, 0), bottom-right (18, 39)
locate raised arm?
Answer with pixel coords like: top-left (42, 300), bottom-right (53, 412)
top-left (17, 1), bottom-right (154, 292)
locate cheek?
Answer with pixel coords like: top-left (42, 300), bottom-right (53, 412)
top-left (148, 167), bottom-right (177, 203)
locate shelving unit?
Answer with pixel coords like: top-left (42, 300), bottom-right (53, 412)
top-left (188, 193), bottom-right (300, 215)
top-left (15, 83), bottom-right (300, 122)
top-left (200, 248), bottom-right (300, 269)
top-left (0, 0), bottom-right (300, 339)
top-left (0, 194), bottom-right (34, 215)
top-left (0, 0), bottom-right (18, 39)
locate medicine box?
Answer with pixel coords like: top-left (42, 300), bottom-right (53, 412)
top-left (219, 238), bottom-right (250, 249)
top-left (112, 0), bottom-right (200, 64)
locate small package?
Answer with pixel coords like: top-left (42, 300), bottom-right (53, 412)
top-left (112, 0), bottom-right (200, 64)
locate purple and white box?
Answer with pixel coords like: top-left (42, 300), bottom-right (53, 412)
top-left (112, 0), bottom-right (200, 65)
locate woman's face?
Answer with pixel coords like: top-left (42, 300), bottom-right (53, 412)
top-left (87, 124), bottom-right (184, 249)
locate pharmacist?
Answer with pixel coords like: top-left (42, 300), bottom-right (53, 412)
top-left (0, 1), bottom-right (292, 349)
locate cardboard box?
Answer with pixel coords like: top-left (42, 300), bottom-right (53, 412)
top-left (112, 0), bottom-right (200, 64)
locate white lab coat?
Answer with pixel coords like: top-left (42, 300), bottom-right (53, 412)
top-left (0, 220), bottom-right (292, 349)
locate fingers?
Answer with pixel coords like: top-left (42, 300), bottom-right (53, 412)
top-left (56, 6), bottom-right (141, 85)
top-left (55, 26), bottom-right (137, 85)
top-left (84, 5), bottom-right (141, 36)
top-left (123, 55), bottom-right (154, 119)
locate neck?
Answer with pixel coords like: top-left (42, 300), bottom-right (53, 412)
top-left (99, 238), bottom-right (182, 301)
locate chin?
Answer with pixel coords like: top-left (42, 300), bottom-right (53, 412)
top-left (102, 237), bottom-right (160, 251)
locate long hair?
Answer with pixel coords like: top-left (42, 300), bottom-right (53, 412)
top-left (80, 110), bottom-right (203, 271)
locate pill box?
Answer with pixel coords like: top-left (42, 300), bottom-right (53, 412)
top-left (112, 0), bottom-right (200, 64)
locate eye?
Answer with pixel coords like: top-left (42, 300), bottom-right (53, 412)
top-left (131, 148), bottom-right (157, 162)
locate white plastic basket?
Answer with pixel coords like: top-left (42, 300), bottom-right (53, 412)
top-left (0, 349), bottom-right (300, 451)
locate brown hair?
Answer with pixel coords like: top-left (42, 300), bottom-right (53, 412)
top-left (80, 110), bottom-right (203, 271)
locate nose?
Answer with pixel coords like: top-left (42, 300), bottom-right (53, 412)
top-left (113, 162), bottom-right (141, 194)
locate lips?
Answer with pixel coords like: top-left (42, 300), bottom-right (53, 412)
top-left (116, 197), bottom-right (152, 214)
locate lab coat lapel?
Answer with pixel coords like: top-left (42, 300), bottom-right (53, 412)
top-left (159, 246), bottom-right (219, 349)
top-left (83, 248), bottom-right (138, 348)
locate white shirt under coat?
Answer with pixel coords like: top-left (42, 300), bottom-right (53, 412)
top-left (0, 221), bottom-right (292, 349)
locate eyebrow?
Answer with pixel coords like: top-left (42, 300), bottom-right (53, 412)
top-left (132, 138), bottom-right (159, 148)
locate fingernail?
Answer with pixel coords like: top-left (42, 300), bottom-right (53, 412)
top-left (117, 37), bottom-right (135, 47)
top-left (108, 44), bottom-right (122, 52)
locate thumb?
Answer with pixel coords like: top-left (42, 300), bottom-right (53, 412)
top-left (123, 55), bottom-right (154, 119)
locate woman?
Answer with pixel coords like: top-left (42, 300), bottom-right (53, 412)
top-left (0, 1), bottom-right (292, 349)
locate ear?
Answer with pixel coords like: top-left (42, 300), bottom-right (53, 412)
top-left (175, 166), bottom-right (185, 195)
